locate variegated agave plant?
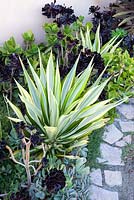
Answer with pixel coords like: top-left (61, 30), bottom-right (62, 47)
top-left (7, 51), bottom-right (126, 157)
top-left (80, 24), bottom-right (122, 57)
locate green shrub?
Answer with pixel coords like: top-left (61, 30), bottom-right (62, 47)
top-left (0, 37), bottom-right (22, 60)
top-left (103, 48), bottom-right (134, 99)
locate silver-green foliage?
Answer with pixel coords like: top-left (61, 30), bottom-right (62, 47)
top-left (54, 152), bottom-right (91, 200)
top-left (7, 51), bottom-right (126, 156)
top-left (29, 148), bottom-right (90, 200)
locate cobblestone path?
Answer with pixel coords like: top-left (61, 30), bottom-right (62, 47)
top-left (89, 98), bottom-right (134, 200)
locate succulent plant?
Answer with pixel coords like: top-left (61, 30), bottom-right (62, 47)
top-left (44, 168), bottom-right (66, 193)
top-left (42, 0), bottom-right (77, 27)
top-left (80, 24), bottom-right (122, 57)
top-left (7, 51), bottom-right (126, 158)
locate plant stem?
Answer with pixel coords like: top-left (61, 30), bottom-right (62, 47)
top-left (6, 145), bottom-right (25, 167)
top-left (25, 141), bottom-right (31, 187)
top-left (0, 193), bottom-right (8, 197)
top-left (9, 69), bottom-right (14, 101)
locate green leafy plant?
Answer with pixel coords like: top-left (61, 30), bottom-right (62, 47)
top-left (54, 155), bottom-right (90, 200)
top-left (43, 17), bottom-right (93, 73)
top-left (0, 160), bottom-right (26, 198)
top-left (43, 16), bottom-right (89, 47)
top-left (43, 23), bottom-right (60, 46)
top-left (22, 30), bottom-right (35, 47)
top-left (111, 28), bottom-right (128, 38)
top-left (0, 37), bottom-right (22, 59)
top-left (103, 48), bottom-right (134, 100)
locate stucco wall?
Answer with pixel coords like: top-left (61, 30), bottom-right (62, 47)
top-left (0, 0), bottom-right (115, 44)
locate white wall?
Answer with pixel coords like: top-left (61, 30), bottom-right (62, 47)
top-left (0, 0), bottom-right (115, 44)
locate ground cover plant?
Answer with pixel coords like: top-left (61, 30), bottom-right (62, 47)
top-left (0, 1), bottom-right (134, 199)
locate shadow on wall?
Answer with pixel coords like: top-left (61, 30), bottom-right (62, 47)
top-left (0, 0), bottom-right (115, 44)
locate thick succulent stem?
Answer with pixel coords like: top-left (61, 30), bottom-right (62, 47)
top-left (6, 145), bottom-right (25, 167)
top-left (25, 141), bottom-right (31, 187)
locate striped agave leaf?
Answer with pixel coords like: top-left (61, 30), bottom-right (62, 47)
top-left (7, 51), bottom-right (127, 156)
top-left (80, 24), bottom-right (122, 57)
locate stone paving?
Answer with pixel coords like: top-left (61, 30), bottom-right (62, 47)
top-left (89, 98), bottom-right (134, 200)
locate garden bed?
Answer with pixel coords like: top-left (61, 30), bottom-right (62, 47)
top-left (0, 1), bottom-right (134, 199)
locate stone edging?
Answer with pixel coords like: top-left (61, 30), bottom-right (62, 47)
top-left (89, 98), bottom-right (134, 200)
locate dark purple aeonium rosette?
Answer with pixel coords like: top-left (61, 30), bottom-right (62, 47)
top-left (42, 0), bottom-right (63, 18)
top-left (89, 5), bottom-right (100, 14)
top-left (42, 0), bottom-right (78, 26)
top-left (78, 49), bottom-right (105, 75)
top-left (0, 53), bottom-right (22, 82)
top-left (42, 157), bottom-right (49, 167)
top-left (30, 133), bottom-right (43, 146)
top-left (44, 168), bottom-right (66, 193)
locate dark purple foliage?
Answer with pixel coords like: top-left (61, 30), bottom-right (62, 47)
top-left (15, 122), bottom-right (26, 139)
top-left (121, 34), bottom-right (134, 56)
top-left (42, 0), bottom-right (77, 26)
top-left (0, 140), bottom-right (7, 160)
top-left (57, 31), bottom-right (65, 40)
top-left (0, 140), bottom-right (6, 150)
top-left (0, 54), bottom-right (23, 82)
top-left (78, 49), bottom-right (105, 75)
top-left (30, 133), bottom-right (43, 146)
top-left (66, 37), bottom-right (79, 50)
top-left (44, 168), bottom-right (66, 193)
top-left (42, 157), bottom-right (49, 167)
top-left (89, 5), bottom-right (100, 14)
top-left (42, 1), bottom-right (63, 18)
top-left (89, 5), bottom-right (120, 44)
